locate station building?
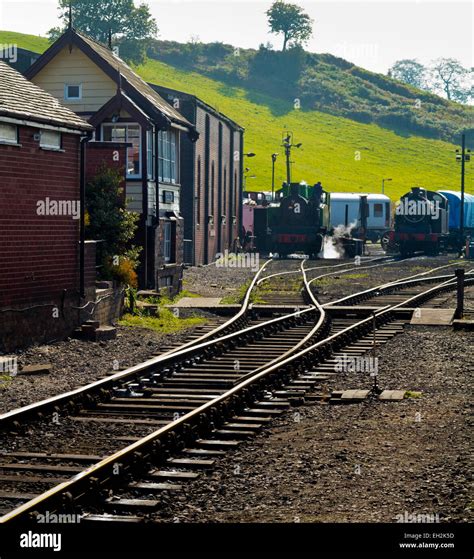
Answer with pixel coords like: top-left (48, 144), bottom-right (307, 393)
top-left (25, 27), bottom-right (198, 293)
top-left (151, 85), bottom-right (244, 265)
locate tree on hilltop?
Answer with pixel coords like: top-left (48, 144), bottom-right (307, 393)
top-left (48, 0), bottom-right (157, 64)
top-left (430, 58), bottom-right (472, 103)
top-left (266, 1), bottom-right (313, 51)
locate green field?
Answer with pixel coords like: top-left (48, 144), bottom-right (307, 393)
top-left (2, 29), bottom-right (472, 200)
top-left (0, 30), bottom-right (49, 52)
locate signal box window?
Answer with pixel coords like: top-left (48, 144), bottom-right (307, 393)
top-left (40, 130), bottom-right (61, 150)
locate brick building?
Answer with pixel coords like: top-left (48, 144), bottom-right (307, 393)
top-left (151, 85), bottom-right (244, 265)
top-left (25, 28), bottom-right (198, 293)
top-left (0, 61), bottom-right (93, 351)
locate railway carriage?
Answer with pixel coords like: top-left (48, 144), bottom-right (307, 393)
top-left (329, 193), bottom-right (392, 242)
top-left (437, 190), bottom-right (474, 247)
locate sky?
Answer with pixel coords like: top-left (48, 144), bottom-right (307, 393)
top-left (0, 0), bottom-right (472, 73)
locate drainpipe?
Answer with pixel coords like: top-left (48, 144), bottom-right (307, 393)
top-left (141, 125), bottom-right (149, 287)
top-left (80, 132), bottom-right (92, 299)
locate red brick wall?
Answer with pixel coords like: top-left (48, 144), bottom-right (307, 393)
top-left (85, 142), bottom-right (127, 191)
top-left (0, 124), bottom-right (81, 308)
top-left (192, 107), bottom-right (242, 265)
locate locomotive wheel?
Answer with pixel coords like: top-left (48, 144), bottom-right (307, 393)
top-left (380, 232), bottom-right (391, 251)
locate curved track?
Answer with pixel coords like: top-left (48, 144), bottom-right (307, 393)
top-left (1, 266), bottom-right (471, 524)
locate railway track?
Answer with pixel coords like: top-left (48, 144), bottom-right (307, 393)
top-left (0, 259), bottom-right (327, 519)
top-left (1, 265), bottom-right (471, 525)
top-left (254, 256), bottom-right (394, 308)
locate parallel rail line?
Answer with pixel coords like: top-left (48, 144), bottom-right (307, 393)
top-left (1, 268), bottom-right (471, 524)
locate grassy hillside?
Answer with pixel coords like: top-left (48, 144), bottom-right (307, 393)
top-left (2, 30), bottom-right (472, 200)
top-left (149, 41), bottom-right (472, 146)
top-left (0, 30), bottom-right (49, 52)
top-left (138, 60), bottom-right (473, 200)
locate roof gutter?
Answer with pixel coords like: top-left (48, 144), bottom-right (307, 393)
top-left (0, 115), bottom-right (91, 134)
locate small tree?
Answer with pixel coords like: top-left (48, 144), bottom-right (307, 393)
top-left (429, 58), bottom-right (472, 103)
top-left (86, 165), bottom-right (141, 286)
top-left (266, 1), bottom-right (313, 51)
top-left (388, 59), bottom-right (427, 89)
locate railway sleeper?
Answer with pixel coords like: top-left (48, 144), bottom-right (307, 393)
top-left (127, 481), bottom-right (183, 493)
top-left (166, 458), bottom-right (215, 469)
top-left (104, 498), bottom-right (160, 511)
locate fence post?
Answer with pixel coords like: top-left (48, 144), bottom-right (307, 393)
top-left (455, 268), bottom-right (465, 319)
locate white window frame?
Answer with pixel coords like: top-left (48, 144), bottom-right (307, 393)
top-left (102, 123), bottom-right (141, 178)
top-left (40, 129), bottom-right (61, 150)
top-left (0, 123), bottom-right (18, 145)
top-left (64, 84), bottom-right (82, 101)
top-left (158, 129), bottom-right (178, 184)
top-left (147, 129), bottom-right (155, 179)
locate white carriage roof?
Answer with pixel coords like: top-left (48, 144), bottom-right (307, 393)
top-left (329, 193), bottom-right (391, 201)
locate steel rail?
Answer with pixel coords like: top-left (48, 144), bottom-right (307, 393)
top-left (2, 273), bottom-right (470, 524)
top-left (158, 258), bottom-right (272, 355)
top-left (257, 256), bottom-right (393, 286)
top-left (325, 268), bottom-right (474, 308)
top-left (0, 262), bottom-right (317, 427)
top-left (236, 260), bottom-right (328, 385)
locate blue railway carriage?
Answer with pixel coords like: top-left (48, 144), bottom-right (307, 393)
top-left (436, 190), bottom-right (474, 245)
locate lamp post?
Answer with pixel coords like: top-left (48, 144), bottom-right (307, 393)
top-left (456, 133), bottom-right (471, 252)
top-left (271, 153), bottom-right (278, 201)
top-left (382, 178), bottom-right (392, 194)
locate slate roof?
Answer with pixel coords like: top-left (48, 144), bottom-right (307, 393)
top-left (0, 61), bottom-right (92, 131)
top-left (75, 31), bottom-right (190, 125)
top-left (26, 28), bottom-right (192, 129)
top-left (149, 83), bottom-right (244, 132)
